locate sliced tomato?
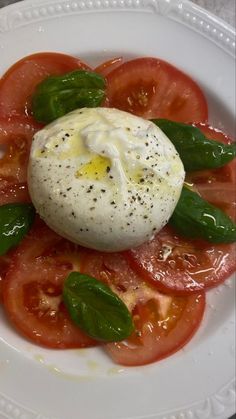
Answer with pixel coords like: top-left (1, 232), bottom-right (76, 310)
top-left (195, 123), bottom-right (233, 144)
top-left (80, 250), bottom-right (205, 366)
top-left (0, 117), bottom-right (34, 293)
top-left (106, 57), bottom-right (208, 123)
top-left (95, 57), bottom-right (124, 77)
top-left (106, 293), bottom-right (205, 366)
top-left (126, 225), bottom-right (236, 295)
top-left (0, 52), bottom-right (90, 117)
top-left (0, 117), bottom-right (40, 191)
top-left (80, 250), bottom-right (143, 293)
top-left (0, 253), bottom-right (12, 303)
top-left (2, 221), bottom-right (97, 349)
top-left (0, 183), bottom-right (30, 205)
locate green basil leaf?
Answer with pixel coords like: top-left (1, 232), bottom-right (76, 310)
top-left (170, 186), bottom-right (236, 243)
top-left (36, 70), bottom-right (106, 94)
top-left (63, 272), bottom-right (134, 342)
top-left (152, 119), bottom-right (236, 171)
top-left (0, 203), bottom-right (35, 255)
top-left (32, 70), bottom-right (106, 123)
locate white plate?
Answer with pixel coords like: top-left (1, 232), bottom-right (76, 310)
top-left (0, 1), bottom-right (235, 418)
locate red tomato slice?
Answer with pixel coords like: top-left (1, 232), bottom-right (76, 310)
top-left (126, 225), bottom-right (236, 295)
top-left (106, 57), bottom-right (208, 123)
top-left (80, 250), bottom-right (143, 292)
top-left (80, 250), bottom-right (205, 366)
top-left (2, 221), bottom-right (97, 349)
top-left (126, 126), bottom-right (236, 295)
top-left (0, 253), bottom-right (12, 303)
top-left (95, 57), bottom-right (124, 77)
top-left (106, 293), bottom-right (205, 366)
top-left (0, 117), bottom-right (40, 190)
top-left (0, 52), bottom-right (90, 117)
top-left (196, 123), bottom-right (233, 143)
top-left (0, 183), bottom-right (30, 205)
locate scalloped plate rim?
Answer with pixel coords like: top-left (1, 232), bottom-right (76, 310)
top-left (0, 1), bottom-right (235, 419)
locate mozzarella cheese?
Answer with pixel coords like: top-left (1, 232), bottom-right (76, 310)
top-left (28, 107), bottom-right (185, 251)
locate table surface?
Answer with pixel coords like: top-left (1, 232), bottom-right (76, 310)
top-left (0, 1), bottom-right (235, 419)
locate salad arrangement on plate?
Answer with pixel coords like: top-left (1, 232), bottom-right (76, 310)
top-left (0, 52), bottom-right (235, 366)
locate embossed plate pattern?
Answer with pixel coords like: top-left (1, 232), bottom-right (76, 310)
top-left (0, 1), bottom-right (235, 418)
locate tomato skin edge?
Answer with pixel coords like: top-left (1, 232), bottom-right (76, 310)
top-left (2, 264), bottom-right (99, 349)
top-left (0, 52), bottom-right (91, 84)
top-left (124, 243), bottom-right (236, 297)
top-left (105, 292), bottom-right (206, 366)
top-left (106, 57), bottom-right (208, 123)
top-left (0, 52), bottom-right (91, 118)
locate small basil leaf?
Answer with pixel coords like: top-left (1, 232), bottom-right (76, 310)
top-left (170, 186), bottom-right (236, 243)
top-left (32, 70), bottom-right (106, 123)
top-left (0, 203), bottom-right (35, 255)
top-left (35, 70), bottom-right (106, 94)
top-left (63, 272), bottom-right (134, 342)
top-left (32, 88), bottom-right (105, 123)
top-left (152, 119), bottom-right (236, 171)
